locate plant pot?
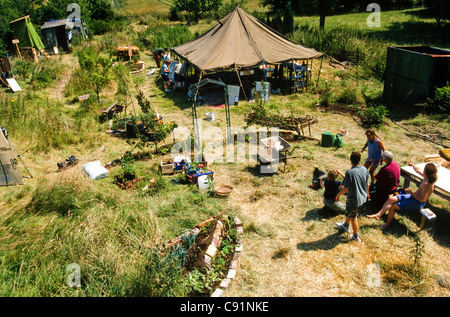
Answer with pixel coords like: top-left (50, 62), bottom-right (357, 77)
top-left (123, 172), bottom-right (136, 181)
top-left (115, 175), bottom-right (144, 190)
top-left (126, 122), bottom-right (145, 138)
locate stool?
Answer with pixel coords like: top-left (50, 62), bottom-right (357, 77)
top-left (419, 208), bottom-right (436, 231)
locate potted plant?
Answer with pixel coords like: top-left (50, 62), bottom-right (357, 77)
top-left (114, 151), bottom-right (143, 189)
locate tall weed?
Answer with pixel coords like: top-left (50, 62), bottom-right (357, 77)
top-left (292, 23), bottom-right (387, 79)
top-left (0, 94), bottom-right (94, 153)
top-left (137, 24), bottom-right (193, 49)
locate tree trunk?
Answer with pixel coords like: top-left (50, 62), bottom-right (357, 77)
top-left (318, 0), bottom-right (326, 31)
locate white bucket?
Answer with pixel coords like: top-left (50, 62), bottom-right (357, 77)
top-left (206, 112), bottom-right (215, 121)
top-left (198, 175), bottom-right (209, 192)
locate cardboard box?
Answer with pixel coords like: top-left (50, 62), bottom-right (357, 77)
top-left (160, 158), bottom-right (174, 174)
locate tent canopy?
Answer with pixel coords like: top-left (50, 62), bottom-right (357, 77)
top-left (188, 78), bottom-right (227, 95)
top-left (173, 4), bottom-right (323, 73)
top-left (9, 15), bottom-right (45, 51)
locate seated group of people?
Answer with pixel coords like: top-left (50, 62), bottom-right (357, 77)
top-left (323, 150), bottom-right (438, 230)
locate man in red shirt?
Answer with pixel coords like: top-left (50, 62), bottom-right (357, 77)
top-left (372, 151), bottom-right (400, 209)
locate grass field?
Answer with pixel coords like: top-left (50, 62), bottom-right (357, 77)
top-left (0, 2), bottom-right (449, 298)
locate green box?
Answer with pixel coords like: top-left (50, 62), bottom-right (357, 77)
top-left (321, 132), bottom-right (335, 147)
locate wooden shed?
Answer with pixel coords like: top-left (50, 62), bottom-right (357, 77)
top-left (41, 19), bottom-right (88, 54)
top-left (41, 20), bottom-right (71, 52)
top-left (383, 46), bottom-right (450, 105)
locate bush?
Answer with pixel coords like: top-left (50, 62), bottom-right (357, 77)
top-left (31, 59), bottom-right (64, 89)
top-left (64, 69), bottom-right (92, 98)
top-left (11, 60), bottom-right (35, 84)
top-left (359, 103), bottom-right (389, 126)
top-left (172, 0), bottom-right (223, 23)
top-left (335, 81), bottom-right (362, 105)
top-left (427, 85), bottom-right (450, 113)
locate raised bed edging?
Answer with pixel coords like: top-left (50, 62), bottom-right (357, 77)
top-left (163, 215), bottom-right (243, 297)
top-left (211, 217), bottom-right (243, 297)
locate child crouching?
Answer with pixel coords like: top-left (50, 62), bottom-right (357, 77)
top-left (323, 169), bottom-right (346, 212)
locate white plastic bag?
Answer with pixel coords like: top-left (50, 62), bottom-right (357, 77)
top-left (82, 161), bottom-right (108, 180)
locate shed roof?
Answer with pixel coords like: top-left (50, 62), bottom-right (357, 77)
top-left (41, 19), bottom-right (74, 30)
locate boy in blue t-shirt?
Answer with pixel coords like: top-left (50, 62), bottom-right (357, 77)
top-left (323, 169), bottom-right (346, 212)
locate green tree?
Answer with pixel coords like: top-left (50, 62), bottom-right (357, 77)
top-left (172, 0), bottom-right (223, 23)
top-left (77, 46), bottom-right (113, 102)
top-left (282, 2), bottom-right (294, 35)
top-left (0, 0), bottom-right (20, 55)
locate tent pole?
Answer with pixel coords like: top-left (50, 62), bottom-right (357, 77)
top-left (192, 72), bottom-right (203, 161)
top-left (7, 137), bottom-right (33, 178)
top-left (0, 158), bottom-right (9, 186)
top-left (235, 66), bottom-right (248, 101)
top-left (291, 58), bottom-right (294, 93)
top-left (224, 86), bottom-right (232, 143)
top-left (306, 58), bottom-right (310, 92)
top-left (316, 55), bottom-right (324, 87)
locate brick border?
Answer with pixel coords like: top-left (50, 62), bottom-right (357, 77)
top-left (211, 217), bottom-right (243, 297)
top-left (163, 215), bottom-right (243, 297)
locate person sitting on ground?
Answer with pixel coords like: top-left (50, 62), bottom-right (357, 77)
top-left (372, 151), bottom-right (400, 209)
top-left (323, 169), bottom-right (346, 213)
top-left (335, 151), bottom-right (370, 242)
top-left (361, 128), bottom-right (386, 184)
top-left (161, 60), bottom-right (171, 93)
top-left (367, 162), bottom-right (438, 229)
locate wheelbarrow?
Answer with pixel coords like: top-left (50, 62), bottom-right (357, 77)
top-left (257, 136), bottom-right (300, 173)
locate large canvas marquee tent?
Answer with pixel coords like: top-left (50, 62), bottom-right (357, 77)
top-left (172, 4), bottom-right (323, 73)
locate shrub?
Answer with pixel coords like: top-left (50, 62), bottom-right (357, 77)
top-left (31, 59), bottom-right (64, 89)
top-left (427, 85), bottom-right (450, 114)
top-left (77, 46), bottom-right (114, 102)
top-left (359, 103), bottom-right (389, 126)
top-left (335, 81), bottom-right (362, 105)
top-left (11, 60), bottom-right (35, 83)
top-left (172, 0), bottom-right (223, 23)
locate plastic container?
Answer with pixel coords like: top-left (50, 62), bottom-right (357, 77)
top-left (206, 112), bottom-right (215, 121)
top-left (198, 175), bottom-right (209, 192)
top-left (321, 132), bottom-right (335, 147)
top-left (339, 127), bottom-right (348, 136)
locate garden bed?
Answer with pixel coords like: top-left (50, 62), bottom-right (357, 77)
top-left (164, 214), bottom-right (243, 297)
